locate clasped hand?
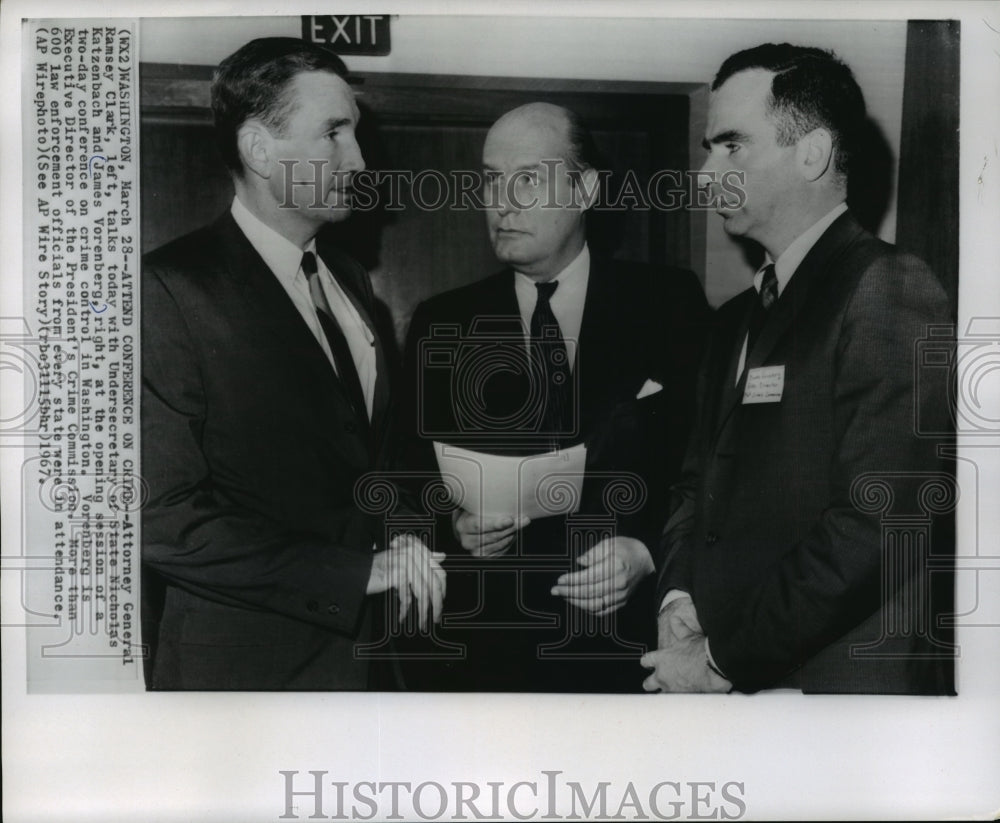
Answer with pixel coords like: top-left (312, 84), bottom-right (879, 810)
top-left (640, 596), bottom-right (731, 693)
top-left (367, 534), bottom-right (446, 632)
top-left (452, 509), bottom-right (530, 556)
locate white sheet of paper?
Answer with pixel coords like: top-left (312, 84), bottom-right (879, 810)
top-left (433, 441), bottom-right (587, 519)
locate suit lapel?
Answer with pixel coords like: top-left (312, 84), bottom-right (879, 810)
top-left (745, 213), bottom-right (864, 374)
top-left (216, 213), bottom-right (369, 468)
top-left (316, 237), bottom-right (384, 438)
top-left (479, 270), bottom-right (525, 344)
top-left (497, 264), bottom-right (609, 443)
top-left (713, 211), bottom-right (865, 441)
top-left (482, 272), bottom-right (539, 446)
top-left (576, 260), bottom-right (625, 431)
top-left (714, 290), bottom-right (756, 421)
top-left (486, 270), bottom-right (523, 324)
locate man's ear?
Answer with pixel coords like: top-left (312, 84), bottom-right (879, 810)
top-left (796, 127), bottom-right (834, 182)
top-left (572, 166), bottom-right (601, 210)
top-left (236, 120), bottom-right (274, 180)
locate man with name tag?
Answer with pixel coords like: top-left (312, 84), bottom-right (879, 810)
top-left (400, 102), bottom-right (710, 691)
top-left (642, 44), bottom-right (954, 694)
top-left (141, 38), bottom-right (444, 690)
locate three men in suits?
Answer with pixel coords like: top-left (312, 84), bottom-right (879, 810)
top-left (400, 103), bottom-right (710, 691)
top-left (642, 44), bottom-right (954, 694)
top-left (141, 38), bottom-right (445, 690)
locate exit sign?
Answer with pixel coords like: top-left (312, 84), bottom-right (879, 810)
top-left (303, 15), bottom-right (391, 55)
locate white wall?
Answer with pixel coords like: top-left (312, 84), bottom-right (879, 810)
top-left (141, 14), bottom-right (907, 305)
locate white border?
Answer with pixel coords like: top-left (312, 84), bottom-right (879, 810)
top-left (2, 1), bottom-right (998, 821)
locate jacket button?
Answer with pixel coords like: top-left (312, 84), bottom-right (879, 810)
top-left (705, 532), bottom-right (719, 546)
top-left (306, 600), bottom-right (319, 612)
top-left (344, 421), bottom-right (357, 434)
top-left (327, 604), bottom-right (341, 615)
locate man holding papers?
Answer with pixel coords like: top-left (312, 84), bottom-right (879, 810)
top-left (400, 102), bottom-right (710, 691)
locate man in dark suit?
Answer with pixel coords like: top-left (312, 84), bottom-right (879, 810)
top-left (642, 44), bottom-right (954, 694)
top-left (400, 103), bottom-right (710, 691)
top-left (142, 38), bottom-right (445, 690)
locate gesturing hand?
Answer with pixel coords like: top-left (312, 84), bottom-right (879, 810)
top-left (550, 536), bottom-right (654, 615)
top-left (367, 534), bottom-right (446, 632)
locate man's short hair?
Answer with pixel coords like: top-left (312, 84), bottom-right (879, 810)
top-left (211, 37), bottom-right (350, 175)
top-left (712, 43), bottom-right (866, 178)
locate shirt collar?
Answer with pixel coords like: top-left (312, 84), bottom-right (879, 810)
top-left (231, 195), bottom-right (313, 285)
top-left (755, 201), bottom-right (848, 296)
top-left (514, 243), bottom-right (590, 292)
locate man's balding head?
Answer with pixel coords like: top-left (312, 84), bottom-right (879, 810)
top-left (482, 103), bottom-right (599, 281)
top-left (487, 102), bottom-right (597, 172)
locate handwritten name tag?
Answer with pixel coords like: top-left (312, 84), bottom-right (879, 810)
top-left (742, 365), bottom-right (785, 404)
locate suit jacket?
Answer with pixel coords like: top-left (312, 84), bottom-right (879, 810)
top-left (141, 212), bottom-right (395, 690)
top-left (658, 212), bottom-right (955, 694)
top-left (399, 257), bottom-right (711, 691)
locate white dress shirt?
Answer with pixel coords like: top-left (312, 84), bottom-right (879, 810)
top-left (513, 244), bottom-right (590, 371)
top-left (735, 201), bottom-right (848, 382)
top-left (230, 197), bottom-right (377, 418)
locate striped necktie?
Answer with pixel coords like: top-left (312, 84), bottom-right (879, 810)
top-left (746, 262), bottom-right (778, 355)
top-left (530, 280), bottom-right (572, 447)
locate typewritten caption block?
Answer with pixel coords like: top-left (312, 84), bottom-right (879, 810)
top-left (19, 20), bottom-right (143, 692)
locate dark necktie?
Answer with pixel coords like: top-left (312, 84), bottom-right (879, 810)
top-left (746, 263), bottom-right (779, 355)
top-left (530, 280), bottom-right (572, 445)
top-left (301, 251), bottom-right (369, 427)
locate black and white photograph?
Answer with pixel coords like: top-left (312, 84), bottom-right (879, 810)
top-left (2, 1), bottom-right (998, 820)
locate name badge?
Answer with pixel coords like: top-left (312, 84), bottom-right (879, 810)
top-left (742, 365), bottom-right (785, 404)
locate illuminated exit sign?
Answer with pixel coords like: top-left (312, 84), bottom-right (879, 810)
top-left (302, 15), bottom-right (392, 55)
